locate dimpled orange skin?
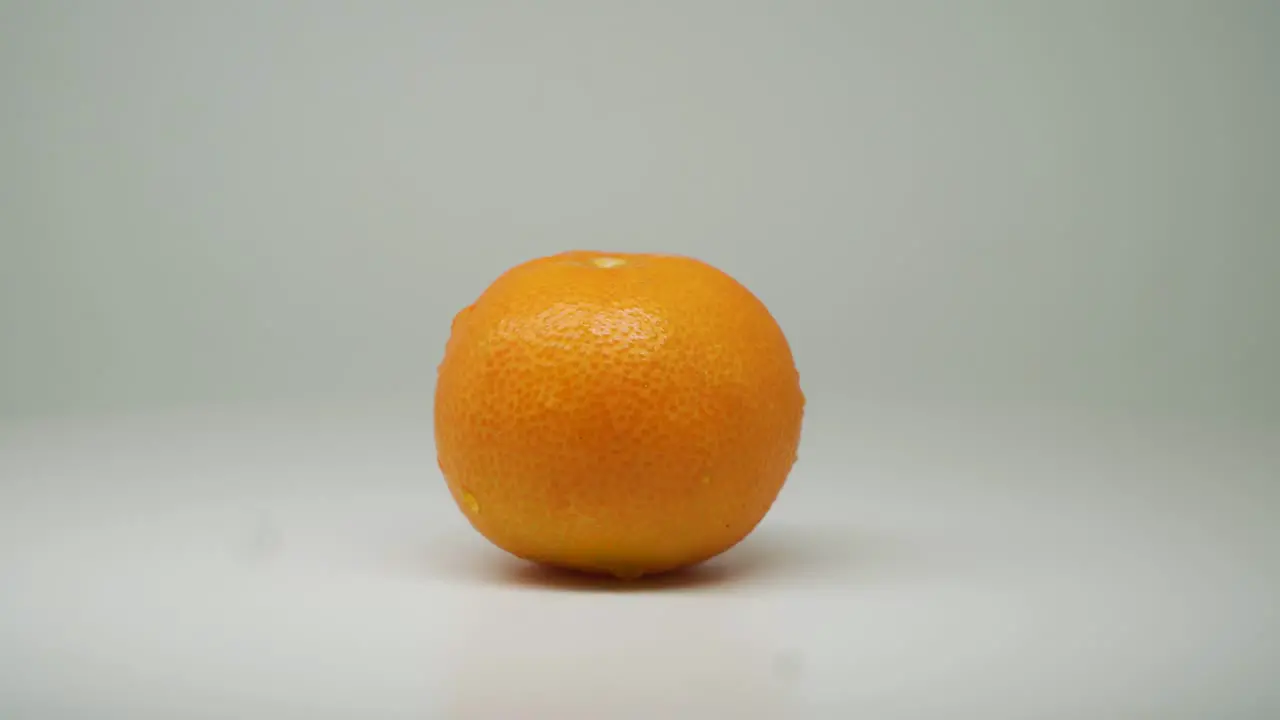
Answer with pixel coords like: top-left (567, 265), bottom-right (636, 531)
top-left (434, 250), bottom-right (804, 579)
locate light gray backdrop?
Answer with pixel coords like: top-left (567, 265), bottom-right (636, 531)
top-left (4, 1), bottom-right (1276, 427)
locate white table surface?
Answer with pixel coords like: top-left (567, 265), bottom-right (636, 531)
top-left (2, 409), bottom-right (1276, 719)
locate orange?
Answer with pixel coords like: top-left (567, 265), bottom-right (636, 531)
top-left (434, 250), bottom-right (805, 579)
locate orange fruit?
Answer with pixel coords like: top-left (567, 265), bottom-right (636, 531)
top-left (434, 250), bottom-right (804, 579)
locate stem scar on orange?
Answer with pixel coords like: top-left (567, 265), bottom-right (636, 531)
top-left (434, 250), bottom-right (804, 579)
